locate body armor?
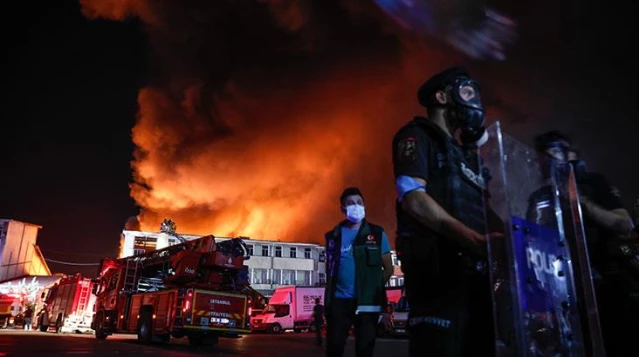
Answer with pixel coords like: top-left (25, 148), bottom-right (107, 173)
top-left (396, 117), bottom-right (488, 283)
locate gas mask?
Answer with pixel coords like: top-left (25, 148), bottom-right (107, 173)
top-left (446, 76), bottom-right (488, 148)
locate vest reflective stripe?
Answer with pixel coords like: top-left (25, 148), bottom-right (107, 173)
top-left (355, 305), bottom-right (382, 314)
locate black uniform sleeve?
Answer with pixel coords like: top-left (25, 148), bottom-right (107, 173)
top-left (588, 173), bottom-right (624, 211)
top-left (392, 124), bottom-right (431, 181)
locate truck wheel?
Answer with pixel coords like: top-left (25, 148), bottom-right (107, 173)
top-left (171, 331), bottom-right (185, 339)
top-left (269, 323), bottom-right (282, 334)
top-left (94, 311), bottom-right (108, 340)
top-left (188, 334), bottom-right (204, 346)
top-left (137, 312), bottom-right (153, 343)
top-left (210, 334), bottom-right (220, 344)
top-left (55, 314), bottom-right (63, 333)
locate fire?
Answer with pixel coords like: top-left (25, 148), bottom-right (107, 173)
top-left (128, 76), bottom-right (415, 240)
top-left (79, 0), bottom-right (501, 243)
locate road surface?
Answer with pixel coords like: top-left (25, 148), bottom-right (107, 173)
top-left (0, 329), bottom-right (408, 357)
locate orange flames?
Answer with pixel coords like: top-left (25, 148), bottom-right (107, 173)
top-left (78, 0), bottom-right (472, 243)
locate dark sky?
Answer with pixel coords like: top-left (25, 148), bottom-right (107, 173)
top-left (2, 0), bottom-right (146, 276)
top-left (2, 0), bottom-right (637, 277)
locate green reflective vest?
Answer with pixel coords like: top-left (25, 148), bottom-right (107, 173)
top-left (324, 220), bottom-right (387, 314)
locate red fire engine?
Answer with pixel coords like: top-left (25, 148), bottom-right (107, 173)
top-left (91, 233), bottom-right (253, 346)
top-left (0, 293), bottom-right (24, 328)
top-left (42, 274), bottom-right (95, 333)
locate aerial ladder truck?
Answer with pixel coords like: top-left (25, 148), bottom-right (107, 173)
top-left (91, 220), bottom-right (255, 346)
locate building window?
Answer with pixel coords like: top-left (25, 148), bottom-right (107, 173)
top-left (398, 277), bottom-right (404, 286)
top-left (253, 268), bottom-right (267, 284)
top-left (289, 247), bottom-right (297, 258)
top-left (134, 237), bottom-right (157, 254)
top-left (262, 245), bottom-right (269, 257)
top-left (247, 245), bottom-right (254, 256)
top-left (272, 269), bottom-right (282, 285)
top-left (282, 269), bottom-right (295, 285)
top-left (296, 270), bottom-right (311, 285)
top-left (275, 246), bottom-right (282, 257)
top-left (304, 248), bottom-right (312, 259)
top-left (318, 273), bottom-right (326, 285)
top-left (391, 254), bottom-right (399, 266)
top-left (318, 250), bottom-right (326, 262)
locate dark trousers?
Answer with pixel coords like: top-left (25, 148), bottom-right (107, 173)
top-left (404, 272), bottom-right (495, 357)
top-left (315, 317), bottom-right (323, 345)
top-left (326, 298), bottom-right (378, 357)
top-left (597, 273), bottom-right (637, 357)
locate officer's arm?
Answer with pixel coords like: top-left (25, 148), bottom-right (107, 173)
top-left (402, 177), bottom-right (485, 248)
top-left (580, 198), bottom-right (633, 235)
top-left (580, 177), bottom-right (634, 235)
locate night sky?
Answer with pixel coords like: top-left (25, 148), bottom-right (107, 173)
top-left (2, 0), bottom-right (637, 278)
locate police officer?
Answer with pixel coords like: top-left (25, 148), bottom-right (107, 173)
top-left (392, 67), bottom-right (496, 357)
top-left (324, 187), bottom-right (393, 357)
top-left (533, 130), bottom-right (636, 357)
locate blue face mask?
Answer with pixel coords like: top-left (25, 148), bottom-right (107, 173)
top-left (345, 204), bottom-right (365, 223)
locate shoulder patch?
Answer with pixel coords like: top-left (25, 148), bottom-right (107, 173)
top-left (397, 137), bottom-right (417, 161)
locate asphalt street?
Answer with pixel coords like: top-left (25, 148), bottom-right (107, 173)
top-left (0, 329), bottom-right (408, 357)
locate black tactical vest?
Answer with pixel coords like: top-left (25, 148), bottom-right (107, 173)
top-left (396, 117), bottom-right (488, 277)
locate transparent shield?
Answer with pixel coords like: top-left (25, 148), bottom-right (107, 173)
top-left (480, 122), bottom-right (604, 357)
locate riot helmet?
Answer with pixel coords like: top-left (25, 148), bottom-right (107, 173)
top-left (418, 66), bottom-right (488, 148)
top-left (533, 130), bottom-right (574, 179)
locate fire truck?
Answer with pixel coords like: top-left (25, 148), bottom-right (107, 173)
top-left (42, 274), bottom-right (95, 333)
top-left (0, 293), bottom-right (24, 328)
top-left (91, 230), bottom-right (253, 346)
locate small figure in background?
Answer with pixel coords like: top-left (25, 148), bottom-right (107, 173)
top-left (313, 297), bottom-right (324, 346)
top-left (23, 306), bottom-right (33, 331)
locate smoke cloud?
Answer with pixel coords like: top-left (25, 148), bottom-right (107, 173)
top-left (78, 0), bottom-right (545, 243)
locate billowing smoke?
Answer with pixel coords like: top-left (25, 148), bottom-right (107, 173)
top-left (79, 0), bottom-right (518, 242)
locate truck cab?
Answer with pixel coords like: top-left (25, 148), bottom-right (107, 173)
top-left (256, 304), bottom-right (292, 333)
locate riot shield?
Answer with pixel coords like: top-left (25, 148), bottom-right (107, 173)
top-left (480, 122), bottom-right (604, 357)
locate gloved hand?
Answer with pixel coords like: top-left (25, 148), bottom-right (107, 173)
top-left (380, 312), bottom-right (393, 331)
top-left (445, 8), bottom-right (518, 61)
top-left (374, 1), bottom-right (518, 61)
